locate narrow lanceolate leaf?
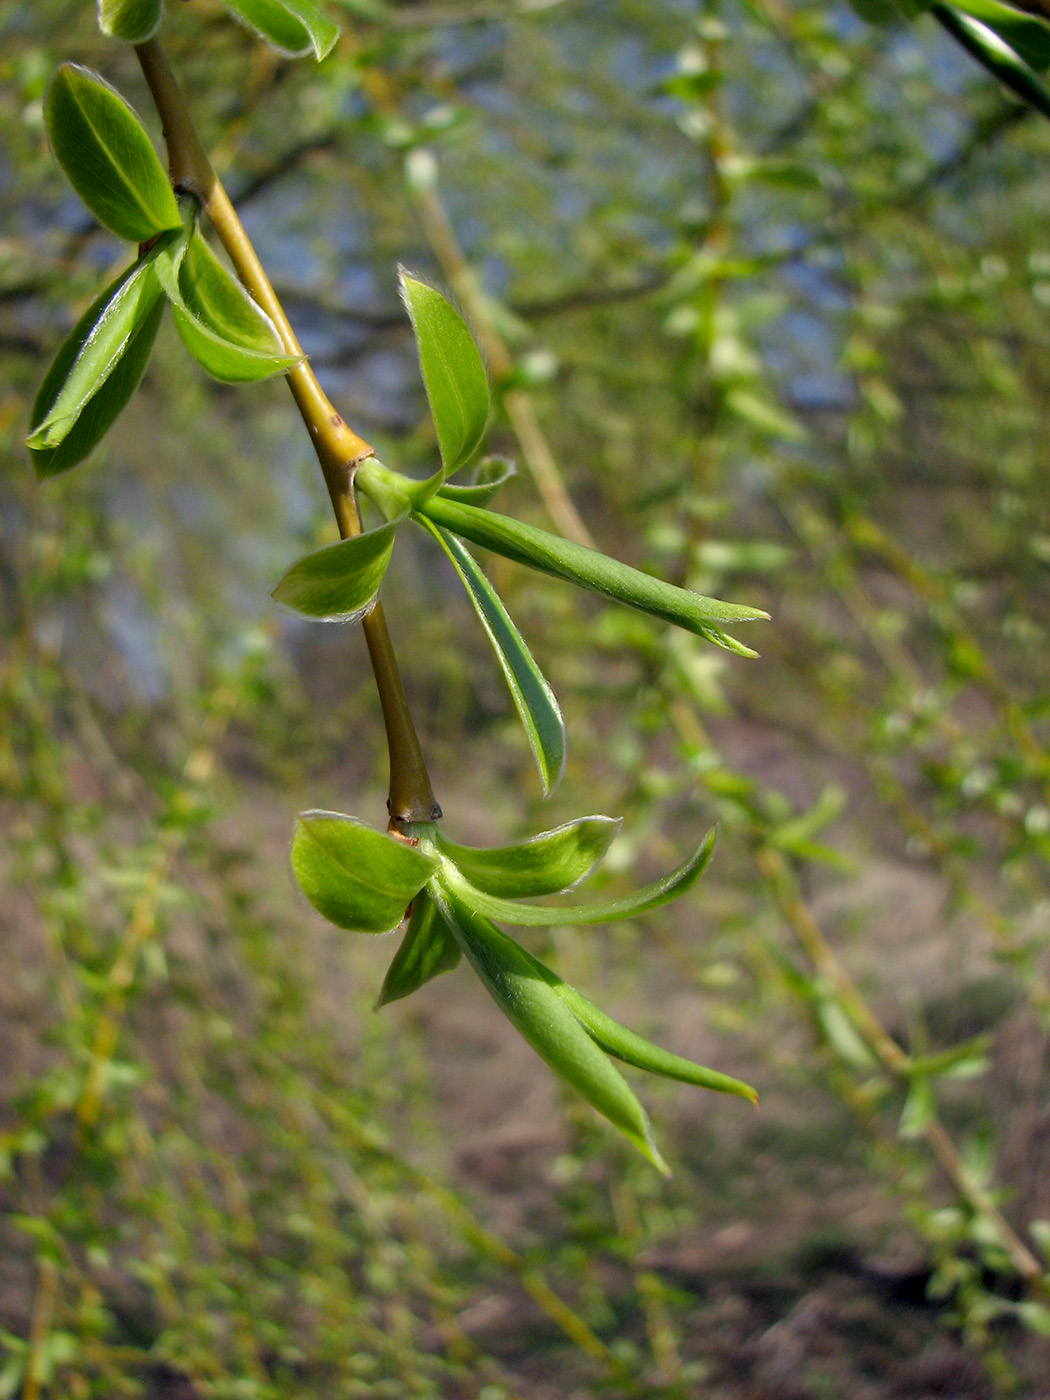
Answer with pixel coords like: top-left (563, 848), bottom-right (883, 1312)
top-left (45, 65), bottom-right (180, 242)
top-left (155, 225), bottom-right (300, 382)
top-left (28, 265), bottom-right (165, 478)
top-left (933, 5), bottom-right (1050, 120)
top-left (400, 270), bottom-right (490, 479)
top-left (220, 0), bottom-right (340, 59)
top-left (435, 816), bottom-right (621, 898)
top-left (417, 495), bottom-right (768, 656)
top-left (421, 519), bottom-right (564, 794)
top-left (27, 253), bottom-right (165, 461)
top-left (430, 881), bottom-right (668, 1172)
top-left (272, 517), bottom-right (401, 621)
top-left (553, 984), bottom-right (758, 1105)
top-left (438, 455), bottom-right (515, 507)
top-left (292, 812), bottom-right (438, 933)
top-left (98, 0), bottom-right (163, 43)
top-left (439, 828), bottom-right (716, 927)
top-left (375, 892), bottom-right (461, 1007)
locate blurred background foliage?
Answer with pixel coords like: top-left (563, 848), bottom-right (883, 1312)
top-left (4, 0), bottom-right (1050, 1395)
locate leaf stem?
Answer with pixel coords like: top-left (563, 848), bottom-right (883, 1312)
top-left (134, 38), bottom-right (438, 824)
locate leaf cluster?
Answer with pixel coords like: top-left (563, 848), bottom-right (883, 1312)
top-left (292, 810), bottom-right (755, 1171)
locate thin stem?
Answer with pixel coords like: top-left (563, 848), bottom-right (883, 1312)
top-left (135, 38), bottom-right (437, 824)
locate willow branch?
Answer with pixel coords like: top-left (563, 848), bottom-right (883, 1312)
top-left (134, 38), bottom-right (438, 824)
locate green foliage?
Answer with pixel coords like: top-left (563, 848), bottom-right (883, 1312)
top-left (11, 0), bottom-right (1050, 1390)
top-left (290, 811), bottom-right (753, 1165)
top-left (45, 64), bottom-right (180, 242)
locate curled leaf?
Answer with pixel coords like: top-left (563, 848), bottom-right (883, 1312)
top-left (272, 516), bottom-right (402, 621)
top-left (435, 816), bottom-right (621, 898)
top-left (439, 828), bottom-right (716, 927)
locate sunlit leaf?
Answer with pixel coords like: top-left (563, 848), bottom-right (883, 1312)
top-left (45, 64), bottom-right (180, 242)
top-left (219, 0), bottom-right (340, 58)
top-left (375, 891), bottom-right (461, 1007)
top-left (421, 520), bottom-right (564, 793)
top-left (554, 983), bottom-right (758, 1104)
top-left (436, 815), bottom-right (621, 898)
top-left (292, 812), bottom-right (438, 933)
top-left (27, 250), bottom-right (165, 454)
top-left (417, 495), bottom-right (767, 655)
top-left (98, 0), bottom-right (162, 42)
top-left (430, 880), bottom-right (668, 1172)
top-left (400, 269), bottom-right (490, 478)
top-left (948, 0), bottom-right (1050, 71)
top-left (154, 223), bottom-right (300, 382)
top-left (439, 828), bottom-right (716, 926)
top-left (933, 4), bottom-right (1050, 120)
top-left (272, 516), bottom-right (401, 621)
top-left (28, 258), bottom-right (166, 478)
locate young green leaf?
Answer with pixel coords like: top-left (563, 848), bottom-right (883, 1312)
top-left (28, 264), bottom-right (165, 478)
top-left (438, 455), bottom-right (515, 507)
top-left (98, 0), bottom-right (163, 43)
top-left (417, 495), bottom-right (768, 655)
top-left (155, 224), bottom-right (300, 382)
top-left (220, 0), bottom-right (340, 59)
top-left (435, 816), bottom-right (621, 898)
top-left (439, 828), bottom-right (717, 927)
top-left (430, 881), bottom-right (668, 1172)
top-left (375, 892), bottom-right (461, 1007)
top-left (553, 983), bottom-right (758, 1104)
top-left (400, 270), bottom-right (490, 478)
top-left (271, 516), bottom-right (401, 621)
top-left (420, 519), bottom-right (565, 794)
top-left (292, 812), bottom-right (438, 933)
top-left (27, 253), bottom-right (165, 457)
top-left (45, 65), bottom-right (181, 242)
